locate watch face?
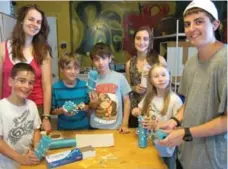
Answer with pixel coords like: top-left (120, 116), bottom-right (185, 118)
top-left (184, 135), bottom-right (193, 141)
top-left (183, 128), bottom-right (193, 142)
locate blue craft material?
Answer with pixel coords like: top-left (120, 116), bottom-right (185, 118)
top-left (46, 147), bottom-right (82, 168)
top-left (49, 138), bottom-right (76, 150)
top-left (62, 101), bottom-right (77, 113)
top-left (35, 135), bottom-right (52, 160)
top-left (87, 70), bottom-right (98, 92)
top-left (154, 140), bottom-right (175, 157)
top-left (155, 129), bottom-right (168, 140)
top-left (138, 116), bottom-right (147, 148)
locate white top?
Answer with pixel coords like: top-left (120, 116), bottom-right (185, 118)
top-left (139, 91), bottom-right (183, 122)
top-left (139, 91), bottom-right (183, 157)
top-left (0, 98), bottom-right (41, 169)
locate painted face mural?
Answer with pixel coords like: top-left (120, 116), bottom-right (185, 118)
top-left (71, 1), bottom-right (175, 64)
top-left (72, 2), bottom-right (123, 56)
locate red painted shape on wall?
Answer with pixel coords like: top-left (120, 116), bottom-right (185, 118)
top-left (123, 3), bottom-right (170, 56)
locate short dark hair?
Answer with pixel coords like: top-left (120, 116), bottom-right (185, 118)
top-left (90, 42), bottom-right (112, 60)
top-left (11, 63), bottom-right (35, 78)
top-left (58, 52), bottom-right (81, 69)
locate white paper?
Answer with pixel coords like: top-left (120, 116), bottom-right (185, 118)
top-left (80, 146), bottom-right (96, 159)
top-left (75, 133), bottom-right (114, 148)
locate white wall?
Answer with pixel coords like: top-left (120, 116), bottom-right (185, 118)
top-left (47, 17), bottom-right (59, 84)
top-left (0, 13), bottom-right (16, 42)
top-left (0, 1), bottom-right (11, 15)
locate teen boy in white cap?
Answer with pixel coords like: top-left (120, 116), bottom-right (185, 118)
top-left (158, 0), bottom-right (227, 169)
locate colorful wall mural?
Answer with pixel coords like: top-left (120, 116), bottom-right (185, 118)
top-left (70, 1), bottom-right (227, 66)
top-left (71, 1), bottom-right (176, 66)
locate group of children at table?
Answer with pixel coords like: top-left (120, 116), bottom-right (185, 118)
top-left (0, 41), bottom-right (181, 169)
top-left (0, 0), bottom-right (227, 169)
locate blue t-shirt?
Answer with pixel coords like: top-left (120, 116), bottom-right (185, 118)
top-left (51, 79), bottom-right (89, 130)
top-left (90, 71), bottom-right (131, 129)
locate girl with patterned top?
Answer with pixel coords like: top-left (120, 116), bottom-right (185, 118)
top-left (125, 26), bottom-right (166, 127)
top-left (132, 63), bottom-right (182, 169)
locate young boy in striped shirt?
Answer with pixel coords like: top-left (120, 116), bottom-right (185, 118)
top-left (51, 53), bottom-right (90, 130)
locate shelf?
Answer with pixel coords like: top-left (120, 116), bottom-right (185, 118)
top-left (153, 33), bottom-right (186, 39)
top-left (153, 19), bottom-right (187, 92)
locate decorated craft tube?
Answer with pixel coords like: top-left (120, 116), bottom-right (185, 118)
top-left (138, 116), bottom-right (147, 148)
top-left (49, 138), bottom-right (76, 150)
top-left (62, 101), bottom-right (76, 114)
top-left (87, 70), bottom-right (98, 92)
top-left (155, 129), bottom-right (168, 140)
top-left (62, 101), bottom-right (85, 115)
top-left (34, 135), bottom-right (52, 160)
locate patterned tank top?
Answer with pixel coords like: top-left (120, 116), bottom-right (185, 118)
top-left (129, 56), bottom-right (145, 109)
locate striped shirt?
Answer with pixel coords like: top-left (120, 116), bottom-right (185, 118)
top-left (51, 79), bottom-right (89, 130)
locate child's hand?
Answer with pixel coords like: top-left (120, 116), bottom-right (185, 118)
top-left (89, 91), bottom-right (99, 108)
top-left (63, 111), bottom-right (74, 116)
top-left (20, 149), bottom-right (40, 165)
top-left (156, 119), bottom-right (177, 131)
top-left (61, 107), bottom-right (68, 114)
top-left (119, 125), bottom-right (130, 134)
top-left (142, 117), bottom-right (158, 130)
top-left (62, 101), bottom-right (76, 113)
top-left (81, 104), bottom-right (89, 111)
top-left (62, 101), bottom-right (78, 116)
top-left (133, 85), bottom-right (146, 94)
top-left (132, 107), bottom-right (142, 117)
top-left (61, 106), bottom-right (74, 116)
top-left (76, 102), bottom-right (86, 110)
top-left (159, 129), bottom-right (184, 147)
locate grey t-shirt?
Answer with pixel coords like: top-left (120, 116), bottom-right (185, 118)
top-left (90, 71), bottom-right (131, 129)
top-left (178, 45), bottom-right (227, 169)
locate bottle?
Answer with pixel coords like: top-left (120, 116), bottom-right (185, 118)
top-left (138, 116), bottom-right (147, 148)
top-left (141, 64), bottom-right (151, 88)
top-left (87, 70), bottom-right (98, 92)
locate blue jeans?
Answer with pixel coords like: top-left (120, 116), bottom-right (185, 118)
top-left (162, 149), bottom-right (177, 169)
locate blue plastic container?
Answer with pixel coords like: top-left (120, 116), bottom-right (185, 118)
top-left (138, 116), bottom-right (147, 148)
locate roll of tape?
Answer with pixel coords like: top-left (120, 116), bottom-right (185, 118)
top-left (49, 132), bottom-right (63, 140)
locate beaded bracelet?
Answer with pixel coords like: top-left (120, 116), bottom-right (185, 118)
top-left (170, 116), bottom-right (181, 127)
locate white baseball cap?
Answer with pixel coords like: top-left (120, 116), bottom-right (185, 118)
top-left (183, 0), bottom-right (218, 20)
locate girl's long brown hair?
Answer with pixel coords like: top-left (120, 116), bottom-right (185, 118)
top-left (142, 63), bottom-right (171, 116)
top-left (11, 4), bottom-right (50, 65)
top-left (134, 26), bottom-right (160, 65)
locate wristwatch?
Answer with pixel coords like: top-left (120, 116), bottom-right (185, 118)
top-left (183, 127), bottom-right (193, 142)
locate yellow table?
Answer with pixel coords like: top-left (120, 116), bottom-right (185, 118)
top-left (21, 129), bottom-right (167, 169)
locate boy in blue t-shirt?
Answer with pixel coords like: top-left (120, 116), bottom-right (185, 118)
top-left (51, 53), bottom-right (89, 130)
top-left (89, 42), bottom-right (131, 133)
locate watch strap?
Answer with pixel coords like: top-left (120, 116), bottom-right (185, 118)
top-left (183, 127), bottom-right (193, 142)
top-left (170, 116), bottom-right (181, 127)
